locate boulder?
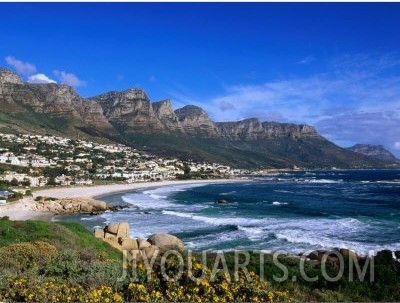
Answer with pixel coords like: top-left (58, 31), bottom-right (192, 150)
top-left (90, 200), bottom-right (108, 211)
top-left (104, 232), bottom-right (116, 242)
top-left (340, 248), bottom-right (359, 259)
top-left (80, 204), bottom-right (94, 212)
top-left (216, 199), bottom-right (228, 204)
top-left (142, 245), bottom-right (159, 260)
top-left (137, 238), bottom-right (151, 249)
top-left (106, 223), bottom-right (120, 235)
top-left (307, 250), bottom-right (327, 261)
top-left (34, 197), bottom-right (114, 215)
top-left (93, 229), bottom-right (104, 239)
top-left (63, 203), bottom-right (74, 210)
top-left (117, 222), bottom-right (130, 238)
top-left (121, 238), bottom-right (138, 251)
top-left (147, 233), bottom-right (185, 251)
top-left (129, 249), bottom-right (142, 261)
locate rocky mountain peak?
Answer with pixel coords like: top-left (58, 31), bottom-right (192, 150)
top-left (347, 144), bottom-right (398, 162)
top-left (175, 105), bottom-right (208, 119)
top-left (89, 87), bottom-right (162, 133)
top-left (25, 83), bottom-right (83, 114)
top-left (153, 99), bottom-right (173, 113)
top-left (121, 88), bottom-right (149, 100)
top-left (152, 99), bottom-right (182, 131)
top-left (175, 105), bottom-right (218, 137)
top-left (0, 68), bottom-right (23, 85)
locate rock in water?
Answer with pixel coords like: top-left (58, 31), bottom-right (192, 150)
top-left (216, 199), bottom-right (228, 204)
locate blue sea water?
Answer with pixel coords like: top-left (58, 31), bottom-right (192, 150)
top-left (55, 170), bottom-right (400, 255)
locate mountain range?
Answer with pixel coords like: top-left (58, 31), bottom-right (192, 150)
top-left (347, 144), bottom-right (399, 162)
top-left (0, 67), bottom-right (396, 169)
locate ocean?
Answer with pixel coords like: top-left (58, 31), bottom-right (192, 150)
top-left (55, 170), bottom-right (400, 256)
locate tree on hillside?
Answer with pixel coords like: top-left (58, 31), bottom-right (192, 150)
top-left (10, 178), bottom-right (19, 187)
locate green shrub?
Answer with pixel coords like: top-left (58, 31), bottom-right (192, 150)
top-left (0, 241), bottom-right (57, 273)
top-left (40, 248), bottom-right (124, 289)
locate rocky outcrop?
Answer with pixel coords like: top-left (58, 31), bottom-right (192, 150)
top-left (262, 122), bottom-right (318, 138)
top-left (217, 119), bottom-right (319, 140)
top-left (0, 68), bottom-right (23, 86)
top-left (26, 83), bottom-right (85, 117)
top-left (152, 99), bottom-right (182, 131)
top-left (347, 144), bottom-right (399, 162)
top-left (0, 68), bottom-right (28, 104)
top-left (0, 68), bottom-right (115, 133)
top-left (0, 68), bottom-right (343, 143)
top-left (89, 88), bottom-right (163, 133)
top-left (33, 197), bottom-right (125, 215)
top-left (82, 99), bottom-right (114, 131)
top-left (147, 232), bottom-right (185, 251)
top-left (217, 118), bottom-right (265, 140)
top-left (306, 248), bottom-right (365, 269)
top-left (175, 105), bottom-right (218, 137)
top-left (94, 222), bottom-right (186, 261)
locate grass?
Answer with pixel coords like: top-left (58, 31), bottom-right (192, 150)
top-left (0, 218), bottom-right (122, 260)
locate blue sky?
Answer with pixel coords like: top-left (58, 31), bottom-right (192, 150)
top-left (1, 2), bottom-right (400, 157)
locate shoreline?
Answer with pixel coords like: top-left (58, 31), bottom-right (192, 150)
top-left (0, 178), bottom-right (246, 222)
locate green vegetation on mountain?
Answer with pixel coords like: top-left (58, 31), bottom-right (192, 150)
top-left (127, 133), bottom-right (388, 169)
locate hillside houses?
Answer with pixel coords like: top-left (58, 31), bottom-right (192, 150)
top-left (0, 133), bottom-right (236, 189)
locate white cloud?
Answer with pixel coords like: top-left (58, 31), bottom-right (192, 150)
top-left (27, 73), bottom-right (57, 84)
top-left (199, 53), bottom-right (400, 157)
top-left (394, 142), bottom-right (400, 150)
top-left (54, 70), bottom-right (86, 87)
top-left (219, 100), bottom-right (235, 111)
top-left (297, 55), bottom-right (315, 65)
top-left (5, 56), bottom-right (36, 75)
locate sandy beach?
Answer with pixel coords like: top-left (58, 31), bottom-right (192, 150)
top-left (0, 198), bottom-right (54, 221)
top-left (0, 179), bottom-right (244, 221)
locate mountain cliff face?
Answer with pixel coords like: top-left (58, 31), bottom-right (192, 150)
top-left (0, 68), bottom-right (23, 86)
top-left (347, 144), bottom-right (398, 162)
top-left (175, 105), bottom-right (218, 137)
top-left (152, 99), bottom-right (182, 131)
top-left (0, 67), bottom-right (394, 169)
top-left (216, 119), bottom-right (319, 141)
top-left (89, 88), bottom-right (163, 133)
top-left (0, 69), bottom-right (114, 135)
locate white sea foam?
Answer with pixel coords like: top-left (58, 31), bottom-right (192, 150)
top-left (272, 201), bottom-right (289, 205)
top-left (80, 217), bottom-right (95, 221)
top-left (220, 191), bottom-right (237, 195)
top-left (303, 178), bottom-right (343, 183)
top-left (237, 225), bottom-right (265, 241)
top-left (274, 190), bottom-right (294, 194)
top-left (122, 194), bottom-right (178, 209)
top-left (162, 210), bottom-right (193, 219)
